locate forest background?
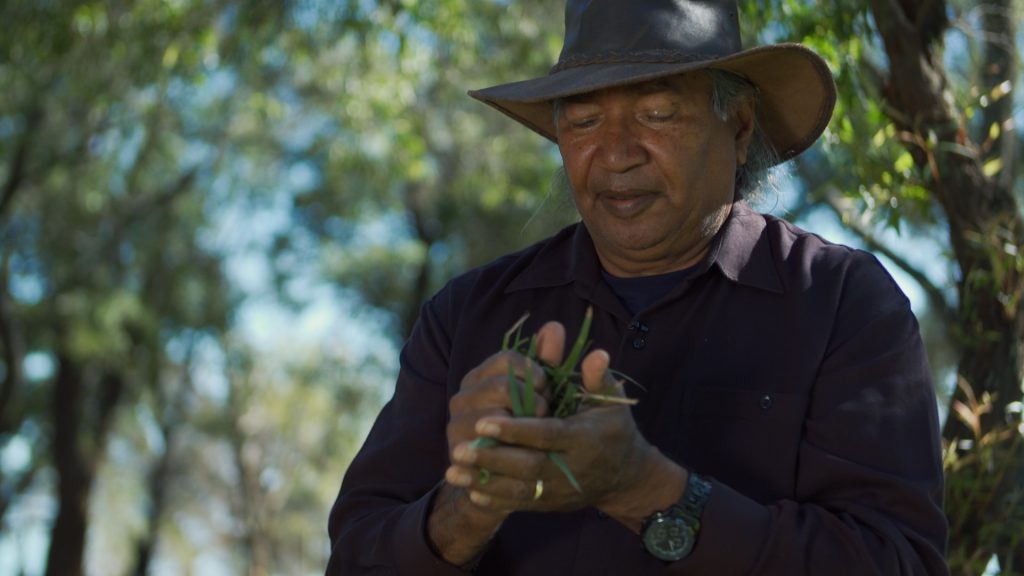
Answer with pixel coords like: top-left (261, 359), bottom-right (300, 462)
top-left (1, 1), bottom-right (1022, 575)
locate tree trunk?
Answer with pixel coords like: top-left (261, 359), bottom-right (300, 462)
top-left (868, 0), bottom-right (1024, 572)
top-left (44, 355), bottom-right (126, 576)
top-left (130, 420), bottom-right (175, 576)
top-left (131, 352), bottom-right (192, 576)
top-left (44, 354), bottom-right (88, 576)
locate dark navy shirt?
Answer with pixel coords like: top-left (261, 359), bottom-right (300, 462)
top-left (328, 201), bottom-right (948, 575)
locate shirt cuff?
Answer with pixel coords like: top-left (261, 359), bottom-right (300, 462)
top-left (682, 478), bottom-right (771, 574)
top-left (393, 483), bottom-right (478, 576)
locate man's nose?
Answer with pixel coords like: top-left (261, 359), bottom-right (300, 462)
top-left (596, 117), bottom-right (648, 173)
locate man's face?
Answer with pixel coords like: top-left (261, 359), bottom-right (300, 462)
top-left (556, 72), bottom-right (753, 277)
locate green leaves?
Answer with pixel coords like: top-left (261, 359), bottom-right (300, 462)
top-left (472, 307), bottom-right (637, 494)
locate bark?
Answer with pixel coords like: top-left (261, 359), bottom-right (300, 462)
top-left (44, 354), bottom-right (88, 576)
top-left (44, 357), bottom-right (126, 576)
top-left (131, 349), bottom-right (193, 576)
top-left (868, 0), bottom-right (1024, 572)
top-left (0, 104), bottom-right (43, 221)
top-left (402, 181), bottom-right (438, 340)
top-left (130, 418), bottom-right (176, 576)
top-left (0, 251), bottom-right (26, 434)
top-left (400, 147), bottom-right (458, 339)
top-left (978, 1), bottom-right (1018, 190)
top-left (227, 375), bottom-right (272, 576)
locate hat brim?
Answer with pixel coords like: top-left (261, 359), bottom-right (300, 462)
top-left (468, 43), bottom-right (836, 163)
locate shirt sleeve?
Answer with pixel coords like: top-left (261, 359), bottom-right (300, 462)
top-left (326, 290), bottom-right (472, 575)
top-left (676, 251), bottom-right (949, 575)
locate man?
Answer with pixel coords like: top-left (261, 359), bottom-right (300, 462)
top-left (327, 1), bottom-right (948, 574)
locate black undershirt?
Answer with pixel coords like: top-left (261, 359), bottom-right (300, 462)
top-left (601, 266), bottom-right (696, 315)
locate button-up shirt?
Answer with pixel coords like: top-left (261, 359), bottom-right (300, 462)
top-left (327, 201), bottom-right (948, 575)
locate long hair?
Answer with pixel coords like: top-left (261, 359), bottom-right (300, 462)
top-left (707, 69), bottom-right (780, 201)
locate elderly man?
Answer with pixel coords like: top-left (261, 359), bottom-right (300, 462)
top-left (327, 1), bottom-right (948, 574)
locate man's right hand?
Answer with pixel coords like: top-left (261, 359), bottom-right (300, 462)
top-left (426, 321), bottom-right (566, 566)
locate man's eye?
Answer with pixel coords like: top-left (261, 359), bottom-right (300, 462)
top-left (571, 118), bottom-right (597, 128)
top-left (565, 115), bottom-right (598, 129)
top-left (644, 110), bottom-right (674, 122)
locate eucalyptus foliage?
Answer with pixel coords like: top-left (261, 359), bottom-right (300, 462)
top-left (1, 0), bottom-right (1021, 574)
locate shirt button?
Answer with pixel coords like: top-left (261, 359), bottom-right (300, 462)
top-left (632, 338), bottom-right (646, 350)
top-left (760, 394), bottom-right (773, 409)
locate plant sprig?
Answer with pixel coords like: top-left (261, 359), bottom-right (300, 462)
top-left (471, 307), bottom-right (639, 494)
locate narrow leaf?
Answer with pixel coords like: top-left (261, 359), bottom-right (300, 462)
top-left (548, 452), bottom-right (582, 493)
top-left (562, 306), bottom-right (593, 373)
top-left (523, 368), bottom-right (536, 416)
top-left (507, 363), bottom-right (525, 417)
top-left (503, 313), bottom-right (530, 350)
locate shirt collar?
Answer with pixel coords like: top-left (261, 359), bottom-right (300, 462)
top-left (506, 200), bottom-right (784, 295)
top-left (709, 201), bottom-right (785, 294)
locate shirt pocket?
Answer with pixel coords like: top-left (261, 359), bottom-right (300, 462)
top-left (677, 386), bottom-right (808, 502)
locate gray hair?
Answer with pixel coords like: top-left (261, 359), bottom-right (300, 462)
top-left (706, 69), bottom-right (778, 200)
top-left (550, 69), bottom-right (779, 201)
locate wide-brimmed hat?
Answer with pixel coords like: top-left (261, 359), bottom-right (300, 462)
top-left (469, 0), bottom-right (837, 163)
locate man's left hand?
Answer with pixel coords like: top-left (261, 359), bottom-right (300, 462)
top-left (446, 325), bottom-right (688, 532)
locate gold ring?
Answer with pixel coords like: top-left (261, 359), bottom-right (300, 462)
top-left (533, 479), bottom-right (544, 501)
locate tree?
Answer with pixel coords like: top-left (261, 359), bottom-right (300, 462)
top-left (3, 1), bottom-right (1022, 574)
top-left (280, 0), bottom-right (576, 341)
top-left (870, 1), bottom-right (1024, 570)
top-left (0, 1), bottom-right (257, 574)
top-left (742, 0), bottom-right (1024, 572)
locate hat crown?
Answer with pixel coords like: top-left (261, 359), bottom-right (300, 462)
top-left (559, 0), bottom-right (742, 69)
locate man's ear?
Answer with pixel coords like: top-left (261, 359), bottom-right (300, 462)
top-left (732, 98), bottom-right (755, 166)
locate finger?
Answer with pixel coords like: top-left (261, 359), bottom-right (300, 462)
top-left (450, 375), bottom-right (548, 412)
top-left (475, 416), bottom-right (569, 452)
top-left (447, 406), bottom-right (508, 445)
top-left (535, 321), bottom-right (566, 369)
top-left (445, 454), bottom-right (546, 508)
top-left (467, 478), bottom-right (544, 510)
top-left (462, 351), bottom-right (541, 388)
top-left (449, 378), bottom-right (516, 414)
top-left (581, 349), bottom-right (623, 396)
top-left (456, 442), bottom-right (547, 481)
top-left (448, 391), bottom-right (549, 446)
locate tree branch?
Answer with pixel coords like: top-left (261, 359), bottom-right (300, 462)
top-left (820, 190), bottom-right (957, 327)
top-left (0, 104), bottom-right (44, 222)
top-left (0, 250), bottom-right (25, 433)
top-left (978, 0), bottom-right (1017, 191)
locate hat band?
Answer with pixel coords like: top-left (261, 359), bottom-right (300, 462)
top-left (549, 49), bottom-right (725, 73)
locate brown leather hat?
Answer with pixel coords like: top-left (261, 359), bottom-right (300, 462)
top-left (469, 0), bottom-right (837, 163)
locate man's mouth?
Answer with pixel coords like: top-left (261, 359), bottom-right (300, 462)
top-left (599, 190), bottom-right (657, 218)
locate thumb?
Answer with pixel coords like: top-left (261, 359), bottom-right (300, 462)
top-left (535, 321), bottom-right (566, 368)
top-left (581, 349), bottom-right (624, 396)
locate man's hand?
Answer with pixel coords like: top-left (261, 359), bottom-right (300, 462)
top-left (445, 323), bottom-right (687, 533)
top-left (426, 322), bottom-right (566, 566)
top-left (445, 321), bottom-right (565, 453)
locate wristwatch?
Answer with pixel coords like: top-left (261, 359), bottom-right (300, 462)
top-left (640, 472), bottom-right (712, 562)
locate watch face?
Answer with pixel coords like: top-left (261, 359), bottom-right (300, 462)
top-left (642, 514), bottom-right (696, 562)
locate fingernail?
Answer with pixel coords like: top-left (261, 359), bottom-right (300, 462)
top-left (454, 444), bottom-right (477, 463)
top-left (469, 491), bottom-right (491, 506)
top-left (446, 467), bottom-right (471, 487)
top-left (476, 421), bottom-right (500, 437)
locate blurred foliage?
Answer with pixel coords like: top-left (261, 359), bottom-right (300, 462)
top-left (0, 0), bottom-right (1021, 574)
top-left (943, 379), bottom-right (1024, 574)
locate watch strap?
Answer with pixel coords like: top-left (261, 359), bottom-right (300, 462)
top-left (679, 472), bottom-right (711, 521)
top-left (639, 472), bottom-right (713, 561)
